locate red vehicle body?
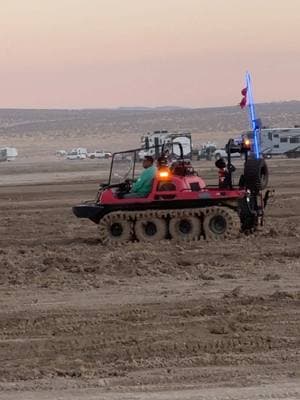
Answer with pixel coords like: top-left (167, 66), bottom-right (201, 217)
top-left (98, 175), bottom-right (245, 206)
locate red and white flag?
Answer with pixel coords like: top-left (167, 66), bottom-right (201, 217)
top-left (239, 87), bottom-right (247, 109)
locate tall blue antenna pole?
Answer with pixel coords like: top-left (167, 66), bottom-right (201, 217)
top-left (246, 71), bottom-right (260, 159)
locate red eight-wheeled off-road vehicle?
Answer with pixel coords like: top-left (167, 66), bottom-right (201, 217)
top-left (73, 139), bottom-right (270, 244)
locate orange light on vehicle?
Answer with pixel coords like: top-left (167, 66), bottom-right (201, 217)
top-left (244, 138), bottom-right (251, 148)
top-left (159, 170), bottom-right (170, 178)
top-left (158, 166), bottom-right (171, 179)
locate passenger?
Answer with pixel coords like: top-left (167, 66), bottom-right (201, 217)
top-left (123, 156), bottom-right (156, 198)
top-left (215, 158), bottom-right (235, 189)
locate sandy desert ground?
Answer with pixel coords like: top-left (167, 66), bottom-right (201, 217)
top-left (0, 150), bottom-right (299, 400)
top-left (1, 105), bottom-right (300, 399)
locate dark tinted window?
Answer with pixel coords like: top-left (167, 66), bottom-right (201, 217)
top-left (290, 137), bottom-right (299, 143)
top-left (280, 137), bottom-right (288, 143)
top-left (268, 132), bottom-right (272, 140)
top-left (273, 134), bottom-right (279, 138)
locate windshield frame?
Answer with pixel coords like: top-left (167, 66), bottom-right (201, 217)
top-left (108, 142), bottom-right (184, 185)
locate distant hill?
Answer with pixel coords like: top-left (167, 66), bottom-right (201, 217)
top-left (0, 101), bottom-right (299, 138)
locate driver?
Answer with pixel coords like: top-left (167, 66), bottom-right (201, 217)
top-left (123, 156), bottom-right (156, 198)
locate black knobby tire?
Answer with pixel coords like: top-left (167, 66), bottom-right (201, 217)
top-left (244, 158), bottom-right (268, 193)
top-left (169, 213), bottom-right (201, 241)
top-left (134, 213), bottom-right (167, 242)
top-left (203, 207), bottom-right (240, 241)
top-left (98, 212), bottom-right (132, 244)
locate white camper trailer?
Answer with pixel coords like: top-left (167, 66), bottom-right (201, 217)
top-left (243, 128), bottom-right (300, 157)
top-left (138, 130), bottom-right (192, 160)
top-left (0, 147), bottom-right (18, 162)
top-left (260, 128), bottom-right (300, 157)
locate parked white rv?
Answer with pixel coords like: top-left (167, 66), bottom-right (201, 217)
top-left (242, 127), bottom-right (300, 157)
top-left (0, 147), bottom-right (18, 161)
top-left (139, 130), bottom-right (192, 160)
top-left (259, 127), bottom-right (300, 157)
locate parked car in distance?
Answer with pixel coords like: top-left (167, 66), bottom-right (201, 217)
top-left (66, 148), bottom-right (87, 160)
top-left (88, 150), bottom-right (112, 159)
top-left (212, 148), bottom-right (242, 160)
top-left (55, 149), bottom-right (67, 157)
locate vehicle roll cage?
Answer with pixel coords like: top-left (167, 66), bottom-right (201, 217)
top-left (108, 142), bottom-right (185, 185)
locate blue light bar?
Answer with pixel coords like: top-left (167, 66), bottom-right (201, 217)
top-left (246, 72), bottom-right (260, 159)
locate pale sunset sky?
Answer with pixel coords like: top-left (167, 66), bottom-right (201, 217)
top-left (1, 0), bottom-right (299, 108)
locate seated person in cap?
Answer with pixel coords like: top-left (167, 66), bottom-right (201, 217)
top-left (123, 156), bottom-right (156, 198)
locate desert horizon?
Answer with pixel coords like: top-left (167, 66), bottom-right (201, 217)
top-left (0, 101), bottom-right (299, 162)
